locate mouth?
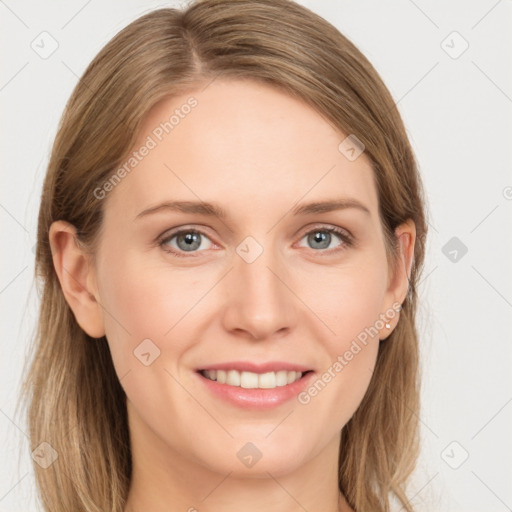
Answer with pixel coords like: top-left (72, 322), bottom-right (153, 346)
top-left (195, 363), bottom-right (315, 410)
top-left (199, 368), bottom-right (311, 389)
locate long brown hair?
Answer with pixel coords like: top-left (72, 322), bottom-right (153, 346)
top-left (20, 1), bottom-right (428, 510)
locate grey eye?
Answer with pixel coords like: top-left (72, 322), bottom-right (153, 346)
top-left (307, 231), bottom-right (332, 250)
top-left (163, 230), bottom-right (214, 253)
top-left (176, 232), bottom-right (202, 251)
top-left (299, 229), bottom-right (344, 251)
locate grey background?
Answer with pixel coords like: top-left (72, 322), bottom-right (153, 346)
top-left (1, 1), bottom-right (511, 510)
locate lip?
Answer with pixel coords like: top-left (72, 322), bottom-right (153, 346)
top-left (195, 363), bottom-right (315, 410)
top-left (198, 361), bottom-right (312, 373)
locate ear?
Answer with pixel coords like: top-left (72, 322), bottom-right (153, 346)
top-left (49, 220), bottom-right (105, 338)
top-left (379, 218), bottom-right (416, 338)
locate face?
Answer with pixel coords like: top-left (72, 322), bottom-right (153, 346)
top-left (84, 79), bottom-right (407, 478)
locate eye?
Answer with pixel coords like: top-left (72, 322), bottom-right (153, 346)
top-left (159, 228), bottom-right (214, 257)
top-left (297, 226), bottom-right (353, 252)
top-left (158, 225), bottom-right (353, 258)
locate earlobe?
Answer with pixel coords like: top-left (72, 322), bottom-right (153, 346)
top-left (49, 221), bottom-right (105, 338)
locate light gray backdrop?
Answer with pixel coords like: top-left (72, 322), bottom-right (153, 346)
top-left (1, 1), bottom-right (511, 511)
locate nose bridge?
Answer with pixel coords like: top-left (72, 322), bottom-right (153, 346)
top-left (222, 235), bottom-right (296, 338)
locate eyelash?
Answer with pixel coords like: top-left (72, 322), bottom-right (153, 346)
top-left (158, 225), bottom-right (354, 259)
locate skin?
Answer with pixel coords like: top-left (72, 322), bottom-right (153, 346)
top-left (50, 78), bottom-right (415, 512)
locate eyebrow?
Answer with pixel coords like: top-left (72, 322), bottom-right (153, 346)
top-left (135, 198), bottom-right (371, 220)
top-left (292, 199), bottom-right (370, 216)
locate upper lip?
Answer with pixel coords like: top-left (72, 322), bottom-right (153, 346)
top-left (198, 361), bottom-right (313, 373)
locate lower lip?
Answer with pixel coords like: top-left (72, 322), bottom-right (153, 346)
top-left (196, 371), bottom-right (315, 410)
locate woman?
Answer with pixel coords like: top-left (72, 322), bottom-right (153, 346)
top-left (22, 0), bottom-right (428, 510)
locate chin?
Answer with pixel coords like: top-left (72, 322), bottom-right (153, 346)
top-left (196, 433), bottom-right (316, 478)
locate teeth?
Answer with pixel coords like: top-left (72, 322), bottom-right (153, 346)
top-left (226, 370), bottom-right (240, 386)
top-left (275, 370), bottom-right (288, 387)
top-left (202, 369), bottom-right (303, 389)
top-left (258, 372), bottom-right (276, 389)
top-left (240, 371), bottom-right (259, 389)
top-left (287, 371), bottom-right (297, 384)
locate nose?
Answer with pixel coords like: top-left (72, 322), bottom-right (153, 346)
top-left (221, 241), bottom-right (298, 341)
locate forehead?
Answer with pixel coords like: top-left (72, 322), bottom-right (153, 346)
top-left (105, 78), bottom-right (378, 221)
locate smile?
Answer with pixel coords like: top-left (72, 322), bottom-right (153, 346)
top-left (200, 369), bottom-right (304, 389)
top-left (196, 362), bottom-right (315, 410)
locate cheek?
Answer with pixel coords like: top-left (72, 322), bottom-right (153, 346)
top-left (95, 252), bottom-right (211, 427)
top-left (292, 254), bottom-right (387, 416)
top-left (96, 248), bottom-right (209, 370)
top-left (296, 251), bottom-right (389, 347)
